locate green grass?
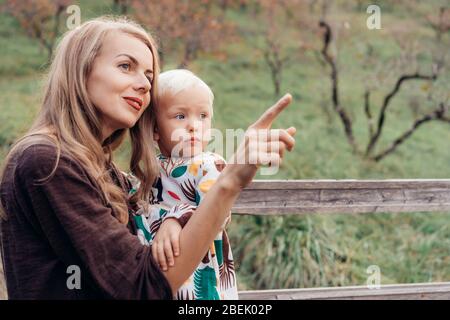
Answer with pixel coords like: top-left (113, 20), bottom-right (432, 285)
top-left (231, 211), bottom-right (450, 290)
top-left (0, 1), bottom-right (449, 293)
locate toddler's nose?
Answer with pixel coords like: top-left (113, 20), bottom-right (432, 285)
top-left (187, 119), bottom-right (200, 133)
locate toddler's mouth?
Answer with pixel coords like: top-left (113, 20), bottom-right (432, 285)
top-left (181, 136), bottom-right (201, 142)
top-left (184, 137), bottom-right (201, 147)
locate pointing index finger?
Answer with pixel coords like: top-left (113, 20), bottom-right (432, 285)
top-left (252, 93), bottom-right (292, 129)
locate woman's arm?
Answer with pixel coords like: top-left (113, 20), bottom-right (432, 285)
top-left (163, 94), bottom-right (296, 293)
top-left (162, 171), bottom-right (240, 292)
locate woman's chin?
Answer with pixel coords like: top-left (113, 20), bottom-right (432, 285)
top-left (127, 121), bottom-right (138, 129)
top-left (120, 116), bottom-right (140, 129)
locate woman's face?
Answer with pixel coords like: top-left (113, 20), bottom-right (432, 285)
top-left (87, 32), bottom-right (154, 141)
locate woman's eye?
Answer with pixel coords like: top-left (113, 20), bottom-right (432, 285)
top-left (175, 114), bottom-right (185, 120)
top-left (200, 113), bottom-right (207, 119)
top-left (119, 63), bottom-right (130, 71)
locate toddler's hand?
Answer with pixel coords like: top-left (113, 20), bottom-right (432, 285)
top-left (151, 218), bottom-right (181, 271)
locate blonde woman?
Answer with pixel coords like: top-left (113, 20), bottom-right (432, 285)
top-left (0, 17), bottom-right (296, 299)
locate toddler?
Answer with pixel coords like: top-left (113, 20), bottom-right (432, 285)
top-left (133, 69), bottom-right (238, 300)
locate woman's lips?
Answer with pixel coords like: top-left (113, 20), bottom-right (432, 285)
top-left (123, 97), bottom-right (143, 111)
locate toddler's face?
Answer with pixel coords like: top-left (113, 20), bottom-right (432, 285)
top-left (154, 85), bottom-right (212, 157)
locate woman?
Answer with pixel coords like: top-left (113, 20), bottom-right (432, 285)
top-left (0, 17), bottom-right (296, 299)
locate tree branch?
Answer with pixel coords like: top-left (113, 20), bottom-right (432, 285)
top-left (372, 103), bottom-right (449, 162)
top-left (263, 34), bottom-right (289, 97)
top-left (364, 90), bottom-right (374, 138)
top-left (366, 69), bottom-right (438, 156)
top-left (319, 20), bottom-right (357, 153)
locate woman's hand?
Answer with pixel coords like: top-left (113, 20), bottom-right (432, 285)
top-left (151, 218), bottom-right (181, 271)
top-left (161, 93), bottom-right (296, 293)
top-left (221, 93), bottom-right (296, 191)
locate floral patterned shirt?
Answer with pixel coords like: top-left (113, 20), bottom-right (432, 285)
top-left (132, 152), bottom-right (238, 300)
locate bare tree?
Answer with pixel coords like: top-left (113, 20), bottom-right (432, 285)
top-left (319, 20), bottom-right (357, 153)
top-left (2, 0), bottom-right (70, 62)
top-left (373, 103), bottom-right (450, 161)
top-left (113, 0), bottom-right (130, 14)
top-left (251, 0), bottom-right (309, 97)
top-left (365, 69), bottom-right (439, 157)
top-left (426, 7), bottom-right (450, 42)
top-left (131, 0), bottom-right (234, 68)
top-left (319, 20), bottom-right (449, 161)
top-left (260, 1), bottom-right (290, 97)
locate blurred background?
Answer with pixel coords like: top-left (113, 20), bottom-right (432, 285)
top-left (0, 0), bottom-right (449, 299)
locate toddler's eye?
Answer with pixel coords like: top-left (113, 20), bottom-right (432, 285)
top-left (119, 63), bottom-right (130, 71)
top-left (175, 114), bottom-right (185, 120)
top-left (200, 113), bottom-right (207, 119)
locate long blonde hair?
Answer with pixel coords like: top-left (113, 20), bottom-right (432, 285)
top-left (0, 16), bottom-right (160, 224)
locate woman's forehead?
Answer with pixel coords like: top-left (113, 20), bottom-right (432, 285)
top-left (99, 32), bottom-right (153, 70)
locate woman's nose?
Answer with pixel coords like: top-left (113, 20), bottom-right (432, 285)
top-left (133, 73), bottom-right (151, 93)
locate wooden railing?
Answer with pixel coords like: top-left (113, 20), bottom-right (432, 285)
top-left (238, 282), bottom-right (450, 300)
top-left (233, 179), bottom-right (450, 300)
top-left (1, 179), bottom-right (449, 300)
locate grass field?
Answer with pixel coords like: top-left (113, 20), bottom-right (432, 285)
top-left (0, 0), bottom-right (449, 297)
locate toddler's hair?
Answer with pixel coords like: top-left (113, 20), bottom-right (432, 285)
top-left (157, 69), bottom-right (214, 113)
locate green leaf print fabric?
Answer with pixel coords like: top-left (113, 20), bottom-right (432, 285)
top-left (130, 152), bottom-right (238, 300)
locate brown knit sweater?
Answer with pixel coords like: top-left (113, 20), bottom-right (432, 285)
top-left (0, 138), bottom-right (172, 299)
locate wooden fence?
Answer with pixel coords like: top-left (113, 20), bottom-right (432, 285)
top-left (234, 179), bottom-right (450, 300)
top-left (1, 179), bottom-right (449, 300)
